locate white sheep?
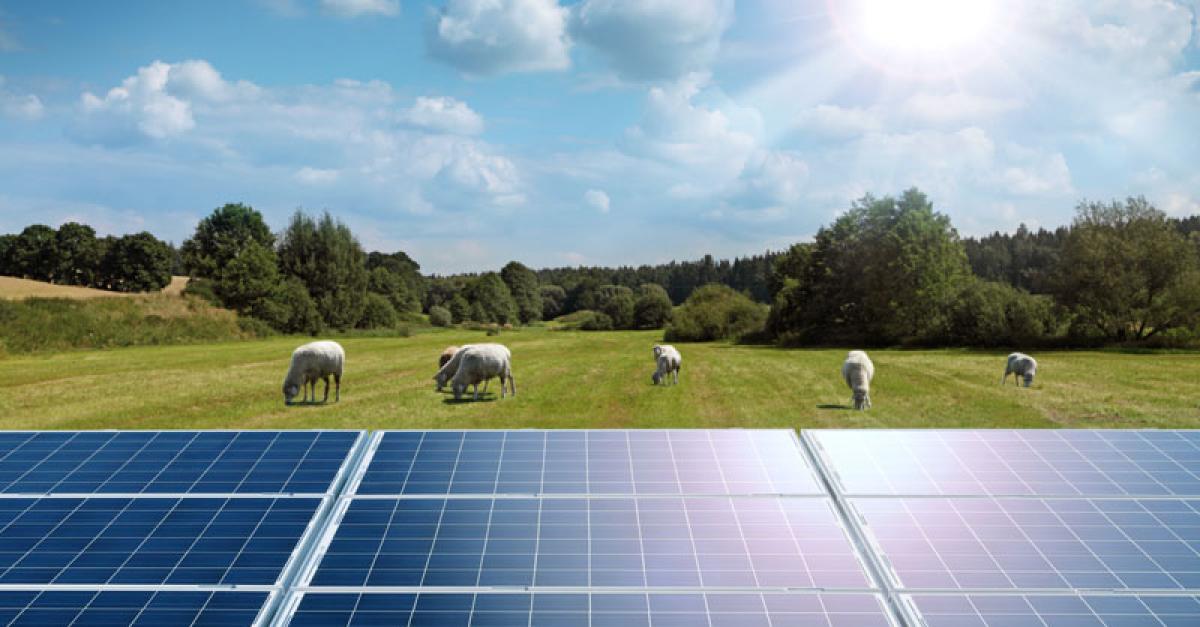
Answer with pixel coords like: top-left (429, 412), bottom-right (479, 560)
top-left (434, 343), bottom-right (479, 392)
top-left (436, 346), bottom-right (460, 392)
top-left (651, 344), bottom-right (681, 385)
top-left (450, 343), bottom-right (515, 401)
top-left (283, 340), bottom-right (344, 405)
top-left (1002, 352), bottom-right (1038, 387)
top-left (842, 350), bottom-right (874, 410)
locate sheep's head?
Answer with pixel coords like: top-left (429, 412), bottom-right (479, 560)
top-left (852, 390), bottom-right (869, 410)
top-left (652, 371), bottom-right (661, 385)
top-left (283, 383), bottom-right (300, 405)
top-left (433, 371), bottom-right (448, 390)
top-left (1023, 372), bottom-right (1035, 387)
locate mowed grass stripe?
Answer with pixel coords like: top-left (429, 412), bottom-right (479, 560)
top-left (0, 329), bottom-right (1197, 429)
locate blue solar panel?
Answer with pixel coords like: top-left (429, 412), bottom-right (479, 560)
top-left (851, 497), bottom-right (1200, 591)
top-left (0, 496), bottom-right (321, 585)
top-left (305, 497), bottom-right (871, 589)
top-left (902, 594), bottom-right (1200, 627)
top-left (353, 430), bottom-right (821, 496)
top-left (808, 430), bottom-right (1200, 497)
top-left (0, 590), bottom-right (269, 626)
top-left (0, 431), bottom-right (360, 495)
top-left (283, 592), bottom-right (897, 626)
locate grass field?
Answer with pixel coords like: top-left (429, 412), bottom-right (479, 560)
top-left (1, 328), bottom-right (1197, 431)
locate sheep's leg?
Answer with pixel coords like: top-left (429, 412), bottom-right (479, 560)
top-left (500, 374), bottom-right (507, 399)
top-left (322, 375), bottom-right (330, 403)
top-left (509, 371), bottom-right (516, 397)
top-left (335, 374), bottom-right (341, 402)
top-left (473, 382), bottom-right (481, 401)
top-left (673, 368), bottom-right (679, 385)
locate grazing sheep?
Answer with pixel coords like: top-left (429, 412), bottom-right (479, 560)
top-left (450, 343), bottom-right (515, 401)
top-left (283, 340), bottom-right (344, 405)
top-left (842, 350), bottom-right (874, 410)
top-left (434, 343), bottom-right (478, 391)
top-left (436, 346), bottom-right (460, 391)
top-left (1002, 352), bottom-right (1038, 387)
top-left (651, 344), bottom-right (682, 385)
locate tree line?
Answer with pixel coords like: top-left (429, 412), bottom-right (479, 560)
top-left (0, 224), bottom-right (175, 292)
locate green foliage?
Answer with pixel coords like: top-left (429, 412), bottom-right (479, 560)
top-left (54, 222), bottom-right (103, 286)
top-left (213, 240), bottom-right (279, 313)
top-left (539, 284), bottom-right (566, 320)
top-left (946, 280), bottom-right (1059, 347)
top-left (7, 225), bottom-right (57, 281)
top-left (266, 277), bottom-right (324, 335)
top-left (367, 251), bottom-right (424, 313)
top-left (579, 311), bottom-right (614, 331)
top-left (664, 284), bottom-right (768, 342)
top-left (465, 272), bottom-right (518, 324)
top-left (358, 292), bottom-right (399, 329)
top-left (633, 283), bottom-right (672, 329)
top-left (448, 294), bottom-right (471, 323)
top-left (101, 232), bottom-right (174, 292)
top-left (501, 261), bottom-right (541, 323)
top-left (277, 211), bottom-right (369, 330)
top-left (182, 277), bottom-right (221, 305)
top-left (596, 284), bottom-right (635, 329)
top-left (1055, 197), bottom-right (1200, 341)
top-left (428, 305), bottom-right (452, 327)
top-left (180, 203), bottom-right (274, 278)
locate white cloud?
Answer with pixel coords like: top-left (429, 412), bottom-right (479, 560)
top-left (724, 150), bottom-right (808, 212)
top-left (168, 60), bottom-right (260, 102)
top-left (320, 0), bottom-right (399, 17)
top-left (794, 104), bottom-right (882, 138)
top-left (584, 188), bottom-right (610, 213)
top-left (294, 166), bottom-right (340, 185)
top-left (1037, 0), bottom-right (1193, 75)
top-left (398, 96), bottom-right (484, 135)
top-left (571, 0), bottom-right (733, 81)
top-left (902, 92), bottom-right (1024, 124)
top-left (1000, 152), bottom-right (1073, 195)
top-left (427, 0), bottom-right (570, 76)
top-left (0, 77), bottom-right (44, 120)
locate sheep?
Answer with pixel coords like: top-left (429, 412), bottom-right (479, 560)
top-left (1002, 352), bottom-right (1038, 387)
top-left (651, 344), bottom-right (682, 385)
top-left (450, 344), bottom-right (515, 401)
top-left (436, 346), bottom-right (460, 391)
top-left (842, 350), bottom-right (874, 410)
top-left (434, 343), bottom-right (478, 391)
top-left (283, 340), bottom-right (344, 405)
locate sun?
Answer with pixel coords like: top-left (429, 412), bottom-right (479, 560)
top-left (829, 0), bottom-right (1004, 79)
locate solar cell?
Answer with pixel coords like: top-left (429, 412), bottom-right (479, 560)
top-left (807, 430), bottom-right (1200, 497)
top-left (0, 496), bottom-right (321, 586)
top-left (851, 497), bottom-right (1200, 591)
top-left (352, 430), bottom-right (821, 496)
top-left (902, 593), bottom-right (1200, 627)
top-left (304, 496), bottom-right (871, 589)
top-left (282, 591), bottom-right (898, 627)
top-left (0, 431), bottom-right (361, 496)
top-left (0, 589), bottom-right (270, 626)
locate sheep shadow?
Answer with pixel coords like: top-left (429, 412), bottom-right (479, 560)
top-left (285, 400), bottom-right (335, 407)
top-left (816, 403), bottom-right (852, 411)
top-left (442, 393), bottom-right (499, 404)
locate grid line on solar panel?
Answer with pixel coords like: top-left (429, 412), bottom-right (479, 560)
top-left (278, 591), bottom-right (899, 627)
top-left (900, 593), bottom-right (1200, 627)
top-left (0, 495), bottom-right (323, 587)
top-left (806, 430), bottom-right (1200, 497)
top-left (0, 589), bottom-right (271, 626)
top-left (849, 497), bottom-right (1200, 592)
top-left (350, 430), bottom-right (823, 496)
top-left (298, 496), bottom-right (874, 590)
top-left (0, 431), bottom-right (363, 496)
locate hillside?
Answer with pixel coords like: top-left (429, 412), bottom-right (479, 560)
top-left (0, 275), bottom-right (190, 300)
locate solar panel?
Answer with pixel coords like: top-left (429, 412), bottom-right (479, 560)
top-left (0, 431), bottom-right (362, 496)
top-left (0, 496), bottom-right (322, 585)
top-left (302, 496), bottom-right (872, 589)
top-left (351, 430), bottom-right (822, 496)
top-left (807, 430), bottom-right (1200, 497)
top-left (901, 593), bottom-right (1200, 627)
top-left (850, 497), bottom-right (1200, 591)
top-left (281, 591), bottom-right (898, 626)
top-left (0, 589), bottom-right (270, 626)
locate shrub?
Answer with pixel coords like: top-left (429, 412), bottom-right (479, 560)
top-left (634, 284), bottom-right (673, 329)
top-left (945, 280), bottom-right (1059, 347)
top-left (428, 305), bottom-right (452, 327)
top-left (664, 284), bottom-right (767, 342)
top-left (358, 292), bottom-right (399, 329)
top-left (579, 311), bottom-right (614, 331)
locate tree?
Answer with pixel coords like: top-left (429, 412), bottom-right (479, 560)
top-left (100, 232), bottom-right (173, 292)
top-left (1055, 197), bottom-right (1200, 340)
top-left (501, 261), bottom-right (541, 323)
top-left (358, 292), bottom-right (399, 329)
top-left (54, 222), bottom-right (102, 286)
top-left (634, 283), bottom-right (673, 329)
top-left (448, 294), bottom-right (471, 323)
top-left (180, 203), bottom-right (274, 278)
top-left (214, 240), bottom-right (280, 314)
top-left (9, 224), bottom-right (57, 281)
top-left (539, 284), bottom-right (566, 320)
top-left (367, 251), bottom-right (424, 313)
top-left (277, 211), bottom-right (369, 330)
top-left (664, 284), bottom-right (768, 342)
top-left (428, 305), bottom-right (452, 327)
top-left (595, 284), bottom-right (635, 329)
top-left (0, 234), bottom-right (15, 276)
top-left (465, 272), bottom-right (517, 324)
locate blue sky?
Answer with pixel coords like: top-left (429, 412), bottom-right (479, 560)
top-left (1, 0), bottom-right (1198, 273)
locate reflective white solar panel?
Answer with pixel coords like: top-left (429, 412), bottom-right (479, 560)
top-left (0, 589), bottom-right (271, 626)
top-left (808, 430), bottom-right (1200, 497)
top-left (902, 593), bottom-right (1200, 627)
top-left (280, 591), bottom-right (898, 627)
top-left (352, 430), bottom-right (822, 496)
top-left (851, 497), bottom-right (1200, 592)
top-left (0, 431), bottom-right (362, 496)
top-left (303, 497), bottom-right (872, 589)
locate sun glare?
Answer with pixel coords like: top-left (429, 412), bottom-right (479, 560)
top-left (830, 0), bottom-right (1003, 79)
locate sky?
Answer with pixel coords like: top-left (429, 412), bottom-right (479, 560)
top-left (0, 0), bottom-right (1198, 273)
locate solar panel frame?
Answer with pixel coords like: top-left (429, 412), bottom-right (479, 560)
top-left (805, 429), bottom-right (1200, 498)
top-left (0, 494), bottom-right (328, 589)
top-left (898, 592), bottom-right (1200, 627)
top-left (0, 588), bottom-right (276, 626)
top-left (346, 429), bottom-right (825, 497)
top-left (273, 590), bottom-right (901, 627)
top-left (293, 494), bottom-right (878, 592)
top-left (0, 430), bottom-right (368, 497)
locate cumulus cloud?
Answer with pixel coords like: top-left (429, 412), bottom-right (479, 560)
top-left (723, 150), bottom-right (808, 214)
top-left (571, 0), bottom-right (734, 81)
top-left (1037, 0), bottom-right (1193, 75)
top-left (398, 96), bottom-right (484, 135)
top-left (320, 0), bottom-right (399, 17)
top-left (584, 188), bottom-right (610, 213)
top-left (427, 0), bottom-right (570, 76)
top-left (901, 92), bottom-right (1024, 124)
top-left (294, 166), bottom-right (340, 185)
top-left (0, 77), bottom-right (44, 120)
top-left (794, 104), bottom-right (882, 138)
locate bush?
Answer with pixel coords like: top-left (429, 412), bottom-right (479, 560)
top-left (182, 278), bottom-right (221, 305)
top-left (664, 284), bottom-right (767, 342)
top-left (428, 305), bottom-right (452, 327)
top-left (634, 284), bottom-right (673, 329)
top-left (236, 316), bottom-right (277, 337)
top-left (579, 311), bottom-right (614, 331)
top-left (946, 280), bottom-right (1059, 347)
top-left (358, 292), bottom-right (399, 329)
